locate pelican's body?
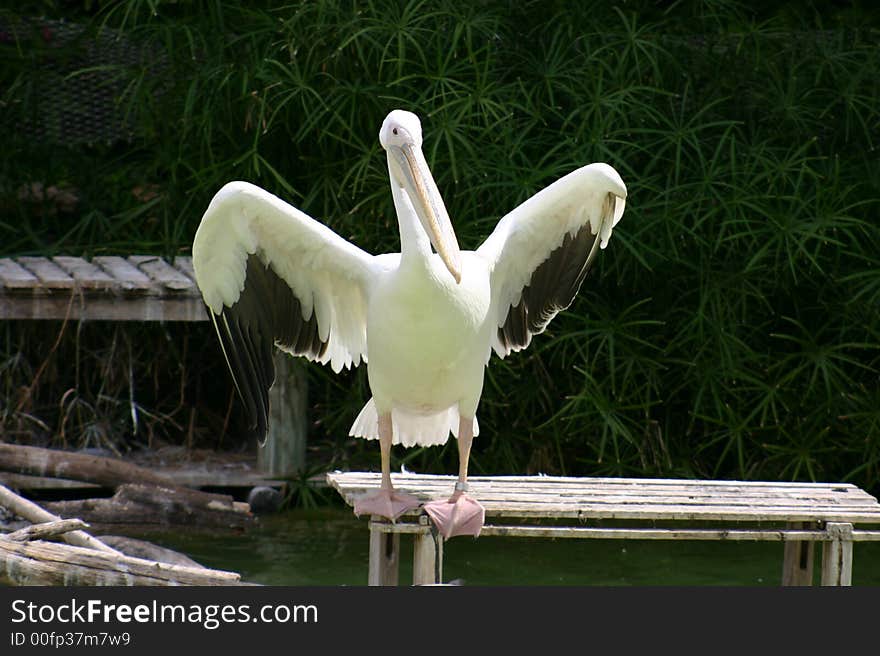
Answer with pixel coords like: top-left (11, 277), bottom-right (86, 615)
top-left (193, 110), bottom-right (627, 538)
top-left (356, 252), bottom-right (491, 446)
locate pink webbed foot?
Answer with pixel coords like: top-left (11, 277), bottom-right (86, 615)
top-left (423, 492), bottom-right (485, 539)
top-left (353, 488), bottom-right (421, 521)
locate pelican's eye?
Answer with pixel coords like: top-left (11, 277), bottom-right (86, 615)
top-left (392, 128), bottom-right (398, 136)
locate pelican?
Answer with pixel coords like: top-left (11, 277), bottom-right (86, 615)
top-left (192, 110), bottom-right (626, 538)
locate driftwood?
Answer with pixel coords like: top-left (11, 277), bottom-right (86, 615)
top-left (0, 483), bottom-right (246, 585)
top-left (45, 484), bottom-right (253, 530)
top-left (5, 518), bottom-right (89, 542)
top-left (0, 443), bottom-right (253, 529)
top-left (0, 482), bottom-right (122, 554)
top-left (0, 443), bottom-right (238, 508)
top-left (0, 538), bottom-right (243, 586)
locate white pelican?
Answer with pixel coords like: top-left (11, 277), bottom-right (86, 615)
top-left (192, 110), bottom-right (626, 538)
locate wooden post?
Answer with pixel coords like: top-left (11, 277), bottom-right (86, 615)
top-left (368, 521), bottom-right (400, 586)
top-left (258, 353), bottom-right (308, 476)
top-left (782, 522), bottom-right (815, 586)
top-left (820, 522), bottom-right (854, 586)
top-left (413, 517), bottom-right (443, 585)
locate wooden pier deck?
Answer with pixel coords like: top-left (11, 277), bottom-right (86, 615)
top-left (327, 471), bottom-right (880, 586)
top-left (0, 254), bottom-right (306, 477)
top-left (0, 255), bottom-right (205, 322)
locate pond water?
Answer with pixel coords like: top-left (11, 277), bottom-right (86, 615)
top-left (146, 506), bottom-right (880, 586)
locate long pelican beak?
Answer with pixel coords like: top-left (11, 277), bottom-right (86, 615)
top-left (391, 142), bottom-right (462, 283)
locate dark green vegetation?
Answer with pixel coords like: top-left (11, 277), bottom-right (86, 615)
top-left (1, 2), bottom-right (879, 492)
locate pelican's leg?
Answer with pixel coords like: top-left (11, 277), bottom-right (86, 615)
top-left (353, 413), bottom-right (421, 520)
top-left (423, 416), bottom-right (485, 539)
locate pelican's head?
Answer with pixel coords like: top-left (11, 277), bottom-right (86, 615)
top-left (380, 110), bottom-right (462, 284)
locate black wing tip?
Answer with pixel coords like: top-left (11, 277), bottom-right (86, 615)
top-left (497, 223), bottom-right (601, 354)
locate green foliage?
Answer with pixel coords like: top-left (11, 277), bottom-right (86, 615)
top-left (1, 1), bottom-right (879, 491)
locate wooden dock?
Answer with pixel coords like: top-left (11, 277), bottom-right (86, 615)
top-left (0, 254), bottom-right (306, 477)
top-left (0, 255), bottom-right (205, 321)
top-left (327, 472), bottom-right (880, 586)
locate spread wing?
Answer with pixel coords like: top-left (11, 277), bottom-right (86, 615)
top-left (476, 163), bottom-right (627, 358)
top-left (192, 181), bottom-right (378, 440)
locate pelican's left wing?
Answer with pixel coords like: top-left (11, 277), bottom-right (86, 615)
top-left (193, 181), bottom-right (377, 440)
top-left (476, 163), bottom-right (627, 358)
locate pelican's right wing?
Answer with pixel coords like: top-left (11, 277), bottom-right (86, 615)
top-left (193, 181), bottom-right (377, 440)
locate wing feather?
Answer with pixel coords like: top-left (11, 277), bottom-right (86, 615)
top-left (476, 163), bottom-right (627, 358)
top-left (193, 181), bottom-right (376, 440)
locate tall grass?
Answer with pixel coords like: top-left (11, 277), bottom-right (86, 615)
top-left (1, 1), bottom-right (878, 491)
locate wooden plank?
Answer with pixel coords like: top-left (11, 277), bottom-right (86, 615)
top-left (52, 256), bottom-right (117, 290)
top-left (16, 256), bottom-right (75, 289)
top-left (370, 520), bottom-right (880, 542)
top-left (333, 473), bottom-right (869, 496)
top-left (782, 522), bottom-right (815, 586)
top-left (368, 523), bottom-right (399, 586)
top-left (173, 256), bottom-right (197, 282)
top-left (0, 258), bottom-right (39, 289)
top-left (327, 473), bottom-right (880, 523)
top-left (129, 255), bottom-right (196, 292)
top-left (330, 472), bottom-right (865, 491)
top-left (372, 522), bottom-right (832, 541)
top-left (327, 473), bottom-right (880, 507)
top-left (91, 255), bottom-right (155, 292)
top-left (328, 474), bottom-right (873, 503)
top-left (0, 295), bottom-right (208, 321)
top-left (821, 522), bottom-right (853, 586)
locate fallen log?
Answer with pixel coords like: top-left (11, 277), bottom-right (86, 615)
top-left (0, 484), bottom-right (248, 585)
top-left (0, 537), bottom-right (244, 586)
top-left (0, 443), bottom-right (240, 510)
top-left (0, 483), bottom-right (122, 555)
top-left (45, 484), bottom-right (253, 530)
top-left (5, 518), bottom-right (88, 542)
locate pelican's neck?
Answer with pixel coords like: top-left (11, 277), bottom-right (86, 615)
top-left (389, 161), bottom-right (432, 266)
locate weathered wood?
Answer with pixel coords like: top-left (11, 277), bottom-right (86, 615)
top-left (128, 255), bottom-right (195, 291)
top-left (0, 256), bottom-right (207, 320)
top-left (327, 473), bottom-right (880, 524)
top-left (0, 464), bottom-right (287, 492)
top-left (0, 483), bottom-right (121, 555)
top-left (97, 535), bottom-right (206, 568)
top-left (0, 294), bottom-right (207, 321)
top-left (45, 484), bottom-right (253, 530)
top-left (259, 353), bottom-right (308, 476)
top-left (368, 520), bottom-right (400, 586)
top-left (16, 256), bottom-right (75, 289)
top-left (0, 443), bottom-right (239, 510)
top-left (334, 472), bottom-right (880, 586)
top-left (172, 256), bottom-right (197, 282)
top-left (327, 472), bottom-right (880, 522)
top-left (0, 538), bottom-right (242, 586)
top-left (412, 517), bottom-right (442, 585)
top-left (821, 522), bottom-right (854, 586)
top-left (52, 256), bottom-right (117, 290)
top-left (782, 521), bottom-right (815, 586)
top-left (0, 258), bottom-right (39, 289)
top-left (5, 518), bottom-right (89, 542)
top-left (91, 255), bottom-right (155, 291)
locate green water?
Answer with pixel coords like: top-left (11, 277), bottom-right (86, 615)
top-left (145, 507), bottom-right (880, 586)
